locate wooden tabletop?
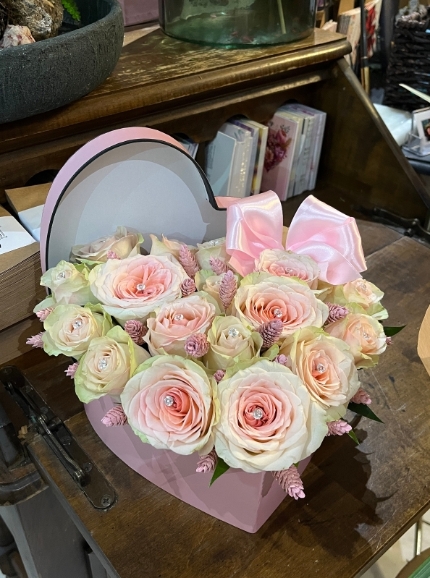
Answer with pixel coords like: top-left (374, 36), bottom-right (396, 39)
top-left (4, 221), bottom-right (430, 578)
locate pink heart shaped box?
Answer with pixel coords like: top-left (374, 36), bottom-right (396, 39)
top-left (41, 127), bottom-right (308, 533)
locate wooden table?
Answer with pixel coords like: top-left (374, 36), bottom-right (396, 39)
top-left (3, 221), bottom-right (430, 578)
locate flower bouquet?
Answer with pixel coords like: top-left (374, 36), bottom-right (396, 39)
top-left (28, 129), bottom-right (399, 532)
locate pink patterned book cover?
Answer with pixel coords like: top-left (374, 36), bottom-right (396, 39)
top-left (261, 113), bottom-right (299, 201)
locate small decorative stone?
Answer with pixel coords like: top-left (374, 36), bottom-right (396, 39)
top-left (0, 23), bottom-right (34, 48)
top-left (164, 395), bottom-right (175, 407)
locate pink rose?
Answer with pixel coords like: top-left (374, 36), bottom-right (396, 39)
top-left (88, 255), bottom-right (188, 323)
top-left (144, 293), bottom-right (217, 356)
top-left (121, 356), bottom-right (219, 455)
top-left (325, 313), bottom-right (387, 368)
top-left (215, 359), bottom-right (327, 473)
top-left (233, 275), bottom-right (328, 337)
top-left (71, 227), bottom-right (143, 264)
top-left (255, 249), bottom-right (320, 289)
top-left (279, 327), bottom-right (360, 409)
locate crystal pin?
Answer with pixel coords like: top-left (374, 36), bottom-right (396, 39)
top-left (253, 408), bottom-right (264, 420)
top-left (72, 320), bottom-right (83, 330)
top-left (317, 363), bottom-right (325, 373)
top-left (164, 395), bottom-right (175, 407)
top-left (228, 328), bottom-right (239, 338)
top-left (174, 314), bottom-right (184, 321)
top-left (136, 284), bottom-right (146, 291)
top-left (273, 308), bottom-right (283, 318)
top-left (98, 359), bottom-right (108, 371)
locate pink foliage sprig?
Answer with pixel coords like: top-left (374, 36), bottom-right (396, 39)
top-left (185, 334), bottom-right (210, 358)
top-left (36, 307), bottom-right (53, 322)
top-left (209, 257), bottom-right (228, 276)
top-left (26, 333), bottom-right (44, 348)
top-left (65, 362), bottom-right (79, 378)
top-left (101, 406), bottom-right (128, 427)
top-left (181, 278), bottom-right (197, 297)
top-left (274, 354), bottom-right (290, 367)
top-left (179, 245), bottom-right (199, 278)
top-left (273, 465), bottom-right (305, 500)
top-left (124, 320), bottom-right (147, 345)
top-left (214, 370), bottom-right (226, 383)
top-left (327, 420), bottom-right (352, 436)
top-left (351, 388), bottom-right (372, 405)
top-left (219, 270), bottom-right (237, 310)
top-left (196, 449), bottom-right (217, 473)
top-left (258, 320), bottom-right (283, 349)
top-left (325, 303), bottom-right (349, 325)
top-left (107, 251), bottom-right (119, 260)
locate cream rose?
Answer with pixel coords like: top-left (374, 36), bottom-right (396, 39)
top-left (89, 254), bottom-right (189, 323)
top-left (150, 235), bottom-right (196, 261)
top-left (279, 327), bottom-right (360, 409)
top-left (343, 279), bottom-right (387, 320)
top-left (196, 238), bottom-right (228, 270)
top-left (121, 356), bottom-right (218, 455)
top-left (205, 316), bottom-right (262, 371)
top-left (74, 326), bottom-right (150, 403)
top-left (255, 249), bottom-right (319, 289)
top-left (325, 313), bottom-right (387, 368)
top-left (215, 359), bottom-right (327, 473)
top-left (41, 261), bottom-right (96, 305)
top-left (233, 275), bottom-right (328, 337)
top-left (144, 293), bottom-right (218, 356)
top-left (42, 303), bottom-right (112, 359)
top-left (71, 227), bottom-right (143, 265)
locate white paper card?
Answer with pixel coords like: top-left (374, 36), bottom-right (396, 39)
top-left (0, 216), bottom-right (35, 255)
top-left (19, 205), bottom-right (44, 242)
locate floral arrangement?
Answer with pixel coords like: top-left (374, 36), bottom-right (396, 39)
top-left (28, 195), bottom-right (400, 499)
top-left (264, 126), bottom-right (292, 172)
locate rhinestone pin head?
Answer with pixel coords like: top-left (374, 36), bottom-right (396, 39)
top-left (174, 314), bottom-right (184, 321)
top-left (316, 363), bottom-right (325, 373)
top-left (273, 308), bottom-right (283, 318)
top-left (253, 408), bottom-right (264, 420)
top-left (98, 359), bottom-right (108, 371)
top-left (164, 395), bottom-right (175, 407)
top-left (228, 328), bottom-right (239, 338)
top-left (136, 284), bottom-right (146, 291)
top-left (58, 272), bottom-right (66, 279)
top-left (72, 320), bottom-right (83, 330)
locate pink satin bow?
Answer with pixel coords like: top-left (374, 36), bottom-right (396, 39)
top-left (216, 192), bottom-right (284, 276)
top-left (286, 195), bottom-right (366, 284)
top-left (217, 192), bottom-right (366, 284)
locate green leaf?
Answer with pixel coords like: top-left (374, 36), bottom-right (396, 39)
top-left (348, 429), bottom-right (360, 444)
top-left (210, 457), bottom-right (230, 486)
top-left (62, 0), bottom-right (81, 21)
top-left (348, 402), bottom-right (384, 423)
top-left (384, 325), bottom-right (406, 337)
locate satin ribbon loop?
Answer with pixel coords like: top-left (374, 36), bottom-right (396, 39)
top-left (286, 195), bottom-right (366, 284)
top-left (218, 191), bottom-right (284, 276)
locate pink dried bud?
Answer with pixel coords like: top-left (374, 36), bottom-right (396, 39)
top-left (258, 319), bottom-right (283, 349)
top-left (107, 250), bottom-right (119, 260)
top-left (214, 369), bottom-right (226, 383)
top-left (327, 420), bottom-right (352, 436)
top-left (325, 303), bottom-right (349, 325)
top-left (273, 466), bottom-right (305, 500)
top-left (185, 334), bottom-right (210, 358)
top-left (351, 388), bottom-right (372, 405)
top-left (26, 333), bottom-right (44, 349)
top-left (65, 362), bottom-right (79, 379)
top-left (179, 245), bottom-right (199, 278)
top-left (196, 449), bottom-right (217, 473)
top-left (386, 336), bottom-right (392, 345)
top-left (209, 257), bottom-right (228, 276)
top-left (36, 307), bottom-right (54, 322)
top-left (219, 270), bottom-right (237, 309)
top-left (101, 406), bottom-right (128, 427)
top-left (274, 354), bottom-right (290, 367)
top-left (181, 278), bottom-right (197, 297)
top-left (124, 320), bottom-right (147, 345)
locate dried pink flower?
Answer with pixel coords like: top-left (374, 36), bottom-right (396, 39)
top-left (386, 336), bottom-right (392, 346)
top-left (180, 278), bottom-right (197, 297)
top-left (258, 319), bottom-right (283, 349)
top-left (273, 466), bottom-right (305, 500)
top-left (219, 270), bottom-right (237, 309)
top-left (209, 257), bottom-right (228, 276)
top-left (101, 406), bottom-right (128, 427)
top-left (325, 303), bottom-right (349, 325)
top-left (214, 370), bottom-right (226, 383)
top-left (274, 354), bottom-right (290, 367)
top-left (327, 420), bottom-right (352, 436)
top-left (179, 245), bottom-right (199, 278)
top-left (107, 250), bottom-right (119, 260)
top-left (26, 333), bottom-right (44, 349)
top-left (36, 307), bottom-right (54, 322)
top-left (196, 449), bottom-right (217, 473)
top-left (184, 334), bottom-right (210, 358)
top-left (65, 362), bottom-right (79, 379)
top-left (124, 320), bottom-right (147, 345)
top-left (351, 388), bottom-right (372, 405)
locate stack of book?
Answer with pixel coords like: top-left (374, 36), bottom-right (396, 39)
top-left (205, 104), bottom-right (326, 201)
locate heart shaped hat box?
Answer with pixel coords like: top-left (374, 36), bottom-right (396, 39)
top-left (40, 127), bottom-right (305, 533)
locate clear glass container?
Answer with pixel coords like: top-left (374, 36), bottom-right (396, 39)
top-left (159, 0), bottom-right (317, 47)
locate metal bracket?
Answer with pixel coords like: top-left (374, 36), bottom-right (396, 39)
top-left (0, 366), bottom-right (116, 511)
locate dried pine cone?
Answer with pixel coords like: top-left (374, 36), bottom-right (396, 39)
top-left (0, 2), bottom-right (8, 41)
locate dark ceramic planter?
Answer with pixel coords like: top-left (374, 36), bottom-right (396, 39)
top-left (0, 0), bottom-right (124, 124)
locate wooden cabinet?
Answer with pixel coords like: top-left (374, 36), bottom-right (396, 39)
top-left (0, 28), bottom-right (428, 224)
